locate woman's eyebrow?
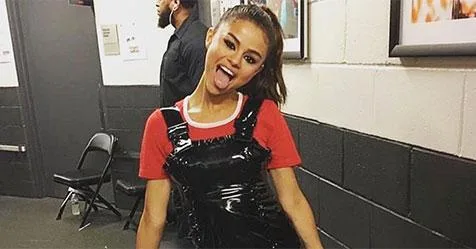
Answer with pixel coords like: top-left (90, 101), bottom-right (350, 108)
top-left (227, 32), bottom-right (263, 59)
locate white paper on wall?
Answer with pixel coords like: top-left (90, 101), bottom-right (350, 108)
top-left (119, 22), bottom-right (147, 61)
top-left (0, 39), bottom-right (13, 63)
top-left (0, 0), bottom-right (14, 64)
top-left (101, 24), bottom-right (120, 56)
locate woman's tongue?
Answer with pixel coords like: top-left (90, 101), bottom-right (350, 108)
top-left (215, 68), bottom-right (232, 90)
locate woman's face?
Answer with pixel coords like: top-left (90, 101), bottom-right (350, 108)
top-left (204, 19), bottom-right (269, 96)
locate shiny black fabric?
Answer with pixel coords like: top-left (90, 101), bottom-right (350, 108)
top-left (162, 98), bottom-right (301, 249)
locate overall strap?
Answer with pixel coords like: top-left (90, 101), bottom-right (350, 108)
top-left (160, 106), bottom-right (192, 154)
top-left (234, 97), bottom-right (264, 142)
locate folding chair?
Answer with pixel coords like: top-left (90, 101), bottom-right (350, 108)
top-left (53, 132), bottom-right (121, 230)
top-left (115, 178), bottom-right (146, 231)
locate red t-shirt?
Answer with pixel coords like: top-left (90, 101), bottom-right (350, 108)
top-left (139, 94), bottom-right (301, 179)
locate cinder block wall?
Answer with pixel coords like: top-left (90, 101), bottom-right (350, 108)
top-left (0, 88), bottom-right (35, 197)
top-left (285, 1), bottom-right (476, 248)
top-left (285, 0), bottom-right (476, 160)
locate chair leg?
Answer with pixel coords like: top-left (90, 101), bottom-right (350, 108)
top-left (79, 194), bottom-right (95, 230)
top-left (56, 191), bottom-right (73, 220)
top-left (123, 195), bottom-right (143, 230)
top-left (79, 183), bottom-right (121, 230)
top-left (87, 202), bottom-right (99, 212)
top-left (78, 184), bottom-right (103, 230)
top-left (96, 193), bottom-right (122, 217)
top-left (76, 191), bottom-right (99, 212)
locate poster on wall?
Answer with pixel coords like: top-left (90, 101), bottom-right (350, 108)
top-left (389, 0), bottom-right (476, 56)
top-left (101, 24), bottom-right (120, 56)
top-left (119, 22), bottom-right (147, 61)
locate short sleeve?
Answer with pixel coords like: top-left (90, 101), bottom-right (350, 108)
top-left (256, 100), bottom-right (301, 169)
top-left (139, 109), bottom-right (173, 179)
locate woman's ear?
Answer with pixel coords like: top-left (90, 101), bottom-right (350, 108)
top-left (258, 64), bottom-right (264, 72)
top-left (205, 27), bottom-right (215, 49)
top-left (250, 64), bottom-right (265, 80)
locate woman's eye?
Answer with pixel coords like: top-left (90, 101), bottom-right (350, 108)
top-left (224, 39), bottom-right (235, 50)
top-left (244, 55), bottom-right (256, 64)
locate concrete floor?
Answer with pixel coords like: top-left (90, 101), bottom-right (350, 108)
top-left (0, 195), bottom-right (192, 249)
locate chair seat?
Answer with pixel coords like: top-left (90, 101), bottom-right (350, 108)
top-left (116, 179), bottom-right (146, 196)
top-left (53, 168), bottom-right (111, 187)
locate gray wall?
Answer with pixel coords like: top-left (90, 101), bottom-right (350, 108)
top-left (286, 115), bottom-right (476, 249)
top-left (0, 87), bottom-right (34, 196)
top-left (99, 85), bottom-right (159, 208)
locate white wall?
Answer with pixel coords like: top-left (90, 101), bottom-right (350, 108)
top-left (282, 0), bottom-right (476, 160)
top-left (0, 0), bottom-right (18, 87)
top-left (93, 0), bottom-right (476, 160)
top-left (94, 0), bottom-right (173, 85)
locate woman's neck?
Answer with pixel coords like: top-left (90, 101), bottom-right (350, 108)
top-left (187, 80), bottom-right (240, 123)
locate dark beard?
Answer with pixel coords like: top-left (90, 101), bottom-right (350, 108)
top-left (157, 8), bottom-right (171, 28)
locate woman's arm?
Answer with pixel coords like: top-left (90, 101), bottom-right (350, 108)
top-left (136, 179), bottom-right (171, 249)
top-left (270, 167), bottom-right (324, 249)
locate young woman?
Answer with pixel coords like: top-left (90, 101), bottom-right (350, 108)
top-left (137, 4), bottom-right (324, 249)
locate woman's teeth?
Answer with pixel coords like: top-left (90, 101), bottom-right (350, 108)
top-left (219, 65), bottom-right (234, 78)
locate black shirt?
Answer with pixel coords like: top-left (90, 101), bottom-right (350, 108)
top-left (159, 12), bottom-right (208, 107)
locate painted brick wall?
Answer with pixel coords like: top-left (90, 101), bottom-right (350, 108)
top-left (283, 0), bottom-right (476, 160)
top-left (0, 87), bottom-right (35, 197)
top-left (287, 115), bottom-right (476, 248)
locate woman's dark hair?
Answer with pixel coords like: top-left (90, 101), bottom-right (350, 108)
top-left (215, 4), bottom-right (286, 105)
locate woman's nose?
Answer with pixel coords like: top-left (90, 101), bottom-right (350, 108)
top-left (228, 52), bottom-right (241, 69)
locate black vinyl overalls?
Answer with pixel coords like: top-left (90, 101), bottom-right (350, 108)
top-left (161, 97), bottom-right (301, 249)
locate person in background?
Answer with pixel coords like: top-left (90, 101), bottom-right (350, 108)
top-left (138, 4), bottom-right (324, 249)
top-left (156, 0), bottom-right (208, 107)
top-left (155, 0), bottom-right (208, 237)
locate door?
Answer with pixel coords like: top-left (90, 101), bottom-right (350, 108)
top-left (12, 0), bottom-right (103, 197)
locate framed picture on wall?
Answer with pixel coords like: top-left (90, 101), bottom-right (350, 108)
top-left (389, 0), bottom-right (476, 57)
top-left (210, 0), bottom-right (245, 27)
top-left (207, 0), bottom-right (308, 59)
top-left (246, 0), bottom-right (307, 59)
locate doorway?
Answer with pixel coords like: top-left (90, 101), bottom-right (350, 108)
top-left (8, 0), bottom-right (103, 197)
